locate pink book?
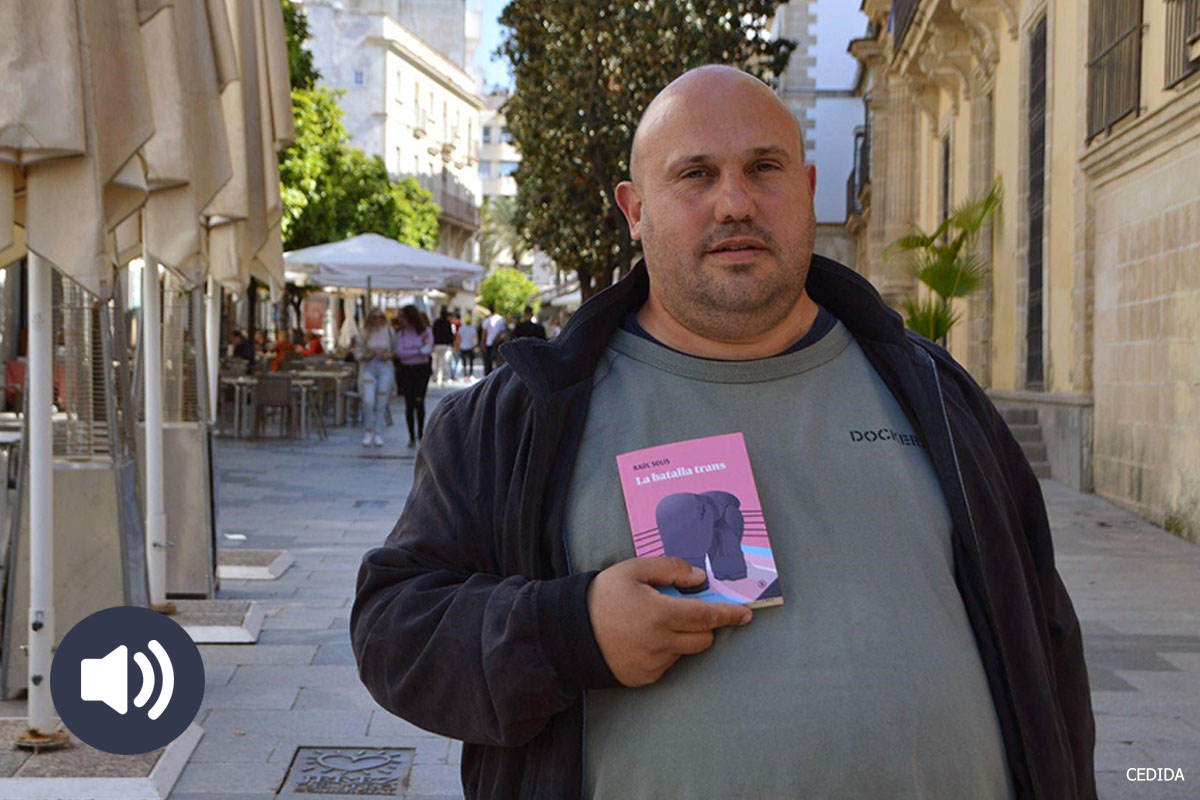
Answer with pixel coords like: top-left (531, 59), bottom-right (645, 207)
top-left (616, 433), bottom-right (782, 609)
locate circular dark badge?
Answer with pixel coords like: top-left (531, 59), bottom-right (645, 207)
top-left (50, 605), bottom-right (205, 755)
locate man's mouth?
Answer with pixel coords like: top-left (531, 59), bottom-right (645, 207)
top-left (708, 238), bottom-right (767, 256)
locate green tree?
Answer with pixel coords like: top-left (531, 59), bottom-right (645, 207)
top-left (479, 196), bottom-right (528, 271)
top-left (278, 4), bottom-right (440, 251)
top-left (281, 0), bottom-right (319, 91)
top-left (886, 179), bottom-right (1003, 342)
top-left (498, 1), bottom-right (795, 301)
top-left (479, 267), bottom-right (540, 319)
top-left (278, 88), bottom-right (440, 250)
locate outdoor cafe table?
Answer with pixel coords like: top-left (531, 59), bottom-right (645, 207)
top-left (290, 368), bottom-right (355, 426)
top-left (219, 375), bottom-right (257, 438)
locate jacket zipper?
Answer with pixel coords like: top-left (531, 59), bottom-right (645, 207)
top-left (918, 347), bottom-right (1040, 800)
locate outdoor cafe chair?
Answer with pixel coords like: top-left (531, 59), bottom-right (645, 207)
top-left (254, 374), bottom-right (296, 438)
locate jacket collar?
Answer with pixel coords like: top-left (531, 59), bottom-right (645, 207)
top-left (501, 253), bottom-right (912, 397)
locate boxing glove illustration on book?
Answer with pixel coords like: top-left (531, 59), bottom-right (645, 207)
top-left (655, 490), bottom-right (748, 581)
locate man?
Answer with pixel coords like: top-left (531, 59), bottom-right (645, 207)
top-left (228, 329), bottom-right (255, 362)
top-left (431, 309), bottom-right (456, 386)
top-left (510, 305), bottom-right (547, 340)
top-left (481, 305), bottom-right (507, 375)
top-left (352, 66), bottom-right (1095, 799)
top-left (456, 312), bottom-right (478, 380)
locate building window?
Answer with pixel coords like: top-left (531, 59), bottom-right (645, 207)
top-left (500, 160), bottom-right (519, 177)
top-left (939, 134), bottom-right (951, 240)
top-left (480, 161), bottom-right (492, 179)
top-left (1165, 0), bottom-right (1200, 88)
top-left (353, 70), bottom-right (365, 86)
top-left (500, 127), bottom-right (514, 143)
top-left (483, 125), bottom-right (492, 144)
top-left (1027, 16), bottom-right (1048, 389)
top-left (1086, 0), bottom-right (1142, 140)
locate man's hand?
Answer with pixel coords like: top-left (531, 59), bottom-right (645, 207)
top-left (587, 557), bottom-right (752, 688)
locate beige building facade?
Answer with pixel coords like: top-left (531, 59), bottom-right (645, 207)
top-left (299, 0), bottom-right (483, 263)
top-left (849, 0), bottom-right (1200, 541)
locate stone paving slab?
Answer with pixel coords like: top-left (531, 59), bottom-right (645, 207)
top-left (196, 644), bottom-right (317, 664)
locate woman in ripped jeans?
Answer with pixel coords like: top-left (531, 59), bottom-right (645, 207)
top-left (355, 308), bottom-right (397, 447)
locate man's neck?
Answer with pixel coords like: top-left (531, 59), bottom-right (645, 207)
top-left (635, 290), bottom-right (821, 360)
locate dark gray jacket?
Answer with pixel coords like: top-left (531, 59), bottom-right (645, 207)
top-left (351, 256), bottom-right (1096, 800)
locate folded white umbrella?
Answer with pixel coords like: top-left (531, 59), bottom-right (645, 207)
top-left (137, 0), bottom-right (236, 284)
top-left (285, 233), bottom-right (484, 290)
top-left (0, 0), bottom-right (154, 741)
top-left (204, 0), bottom-right (294, 295)
top-left (1, 0), bottom-right (154, 298)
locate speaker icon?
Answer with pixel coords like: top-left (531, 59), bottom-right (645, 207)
top-left (80, 640), bottom-right (175, 720)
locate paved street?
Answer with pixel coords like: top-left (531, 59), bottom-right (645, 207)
top-left (169, 382), bottom-right (1200, 799)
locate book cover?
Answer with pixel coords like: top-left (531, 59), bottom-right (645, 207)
top-left (616, 433), bottom-right (782, 609)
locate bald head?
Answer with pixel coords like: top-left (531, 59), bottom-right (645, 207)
top-left (629, 65), bottom-right (804, 186)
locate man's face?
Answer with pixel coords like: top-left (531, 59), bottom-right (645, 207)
top-left (617, 74), bottom-right (818, 342)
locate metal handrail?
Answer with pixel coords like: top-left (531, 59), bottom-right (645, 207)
top-left (1087, 0), bottom-right (1143, 140)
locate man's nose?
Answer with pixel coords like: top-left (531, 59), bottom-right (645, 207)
top-left (712, 173), bottom-right (756, 222)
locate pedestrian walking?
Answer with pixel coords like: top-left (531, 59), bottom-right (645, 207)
top-left (481, 305), bottom-right (507, 375)
top-left (456, 312), bottom-right (478, 380)
top-left (352, 66), bottom-right (1095, 800)
top-left (511, 306), bottom-right (547, 340)
top-left (394, 305), bottom-right (433, 447)
top-left (354, 308), bottom-right (395, 447)
top-left (431, 309), bottom-right (456, 387)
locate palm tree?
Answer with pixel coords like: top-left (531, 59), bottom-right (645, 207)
top-left (479, 196), bottom-right (528, 272)
top-left (886, 179), bottom-right (1003, 342)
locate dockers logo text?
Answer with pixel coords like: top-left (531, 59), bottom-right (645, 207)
top-left (849, 428), bottom-right (925, 448)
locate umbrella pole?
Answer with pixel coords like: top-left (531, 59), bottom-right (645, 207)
top-left (366, 276), bottom-right (372, 310)
top-left (142, 255), bottom-right (168, 610)
top-left (26, 252), bottom-right (54, 734)
top-left (206, 276), bottom-right (220, 424)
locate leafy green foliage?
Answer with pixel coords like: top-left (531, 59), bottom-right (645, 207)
top-left (498, 0), bottom-right (795, 301)
top-left (886, 179), bottom-right (1003, 342)
top-left (479, 267), bottom-right (540, 319)
top-left (281, 0), bottom-right (319, 91)
top-left (479, 196), bottom-right (528, 271)
top-left (279, 88), bottom-right (441, 250)
top-left (278, 3), bottom-right (439, 252)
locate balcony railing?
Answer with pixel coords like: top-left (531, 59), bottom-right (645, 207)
top-left (1165, 0), bottom-right (1200, 88)
top-left (1086, 0), bottom-right (1143, 140)
top-left (413, 109), bottom-right (429, 139)
top-left (845, 124), bottom-right (871, 220)
top-left (892, 0), bottom-right (919, 52)
top-left (434, 190), bottom-right (479, 228)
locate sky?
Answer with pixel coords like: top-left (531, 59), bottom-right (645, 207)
top-left (470, 0), bottom-right (513, 92)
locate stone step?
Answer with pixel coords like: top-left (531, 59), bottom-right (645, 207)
top-left (999, 405), bottom-right (1038, 426)
top-left (1009, 423), bottom-right (1043, 444)
top-left (1021, 441), bottom-right (1048, 464)
top-left (1030, 461), bottom-right (1052, 479)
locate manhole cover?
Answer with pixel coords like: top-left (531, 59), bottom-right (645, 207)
top-left (279, 747), bottom-right (414, 796)
top-left (354, 500), bottom-right (389, 508)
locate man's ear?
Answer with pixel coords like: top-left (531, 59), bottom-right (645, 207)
top-left (614, 181), bottom-right (644, 241)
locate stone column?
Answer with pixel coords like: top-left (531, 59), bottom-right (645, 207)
top-left (876, 75), bottom-right (920, 310)
top-left (967, 89), bottom-right (995, 387)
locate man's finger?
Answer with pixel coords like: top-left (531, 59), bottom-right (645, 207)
top-left (661, 597), bottom-right (753, 631)
top-left (630, 556), bottom-right (707, 588)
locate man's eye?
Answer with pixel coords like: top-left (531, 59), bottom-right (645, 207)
top-left (682, 169), bottom-right (708, 179)
top-left (755, 162), bottom-right (781, 172)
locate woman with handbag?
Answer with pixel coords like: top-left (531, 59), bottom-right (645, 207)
top-left (394, 304), bottom-right (434, 447)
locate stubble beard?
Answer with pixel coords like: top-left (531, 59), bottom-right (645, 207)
top-left (641, 207), bottom-right (816, 343)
